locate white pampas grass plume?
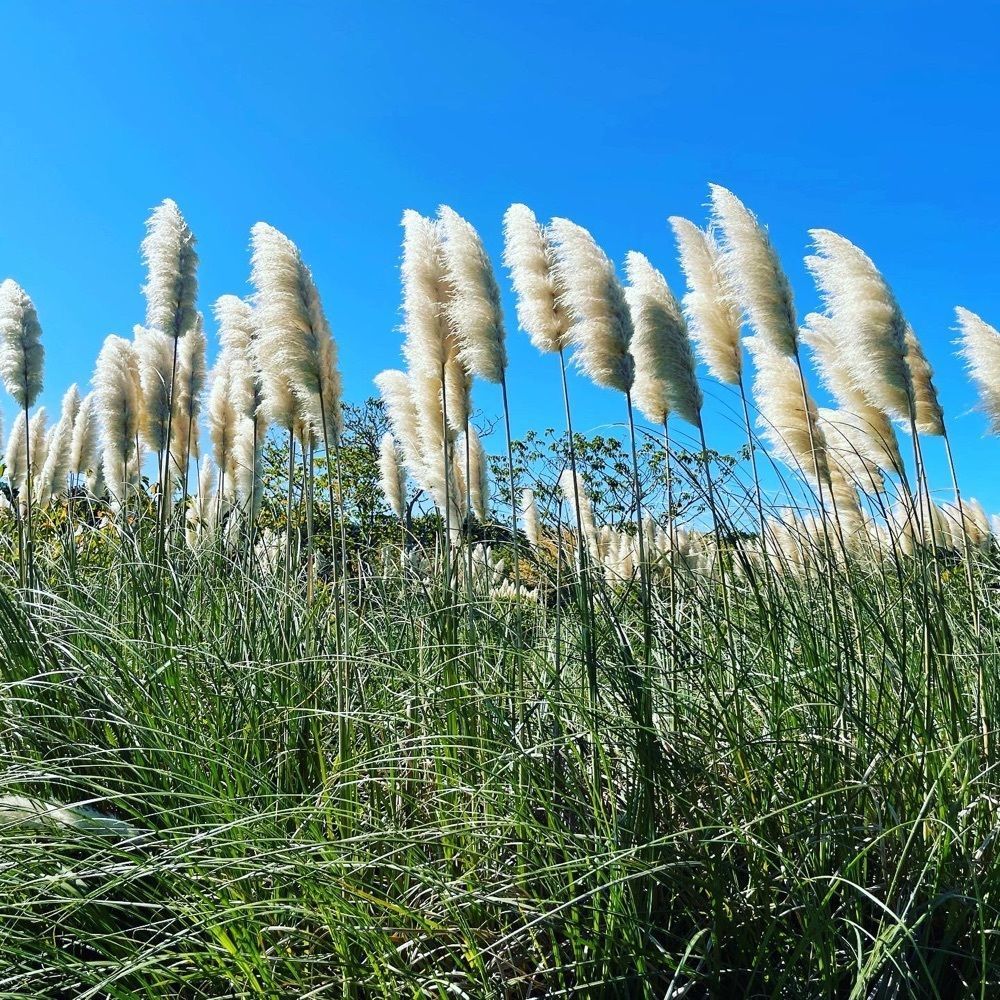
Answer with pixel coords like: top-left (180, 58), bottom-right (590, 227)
top-left (558, 467), bottom-right (598, 558)
top-left (624, 251), bottom-right (702, 426)
top-left (141, 199), bottom-right (199, 338)
top-left (186, 456), bottom-right (217, 551)
top-left (94, 335), bottom-right (142, 506)
top-left (134, 325), bottom-right (174, 452)
top-left (69, 392), bottom-right (99, 477)
top-left (400, 210), bottom-right (453, 377)
top-left (169, 314), bottom-right (206, 481)
top-left (903, 325), bottom-right (944, 436)
top-left (378, 433), bottom-right (407, 519)
top-left (0, 279), bottom-right (44, 408)
top-left (805, 229), bottom-right (912, 421)
top-left (669, 217), bottom-right (743, 385)
top-left (208, 353), bottom-right (239, 491)
top-left (249, 223), bottom-right (342, 444)
top-left (549, 218), bottom-right (634, 393)
top-left (520, 488), bottom-right (541, 550)
top-left (374, 369), bottom-right (426, 486)
top-left (39, 385), bottom-right (81, 501)
top-left (956, 307), bottom-right (1000, 433)
top-left (709, 185), bottom-right (797, 358)
top-left (817, 407), bottom-right (886, 495)
top-left (27, 407), bottom-right (48, 482)
top-left (4, 410), bottom-right (28, 490)
top-left (801, 312), bottom-right (903, 472)
top-left (438, 206), bottom-right (507, 383)
top-left (466, 426), bottom-right (489, 521)
top-left (443, 357), bottom-right (471, 434)
top-left (746, 337), bottom-right (829, 486)
top-left (502, 204), bottom-right (571, 354)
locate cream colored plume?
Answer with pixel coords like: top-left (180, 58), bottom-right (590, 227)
top-left (69, 391), bottom-right (99, 477)
top-left (624, 251), bottom-right (702, 427)
top-left (400, 210), bottom-right (453, 377)
top-left (502, 203), bottom-right (571, 354)
top-left (378, 433), bottom-right (407, 519)
top-left (249, 223), bottom-right (342, 445)
top-left (466, 426), bottom-right (489, 521)
top-left (746, 336), bottom-right (829, 487)
top-left (94, 334), bottom-right (142, 505)
top-left (39, 384), bottom-right (81, 500)
top-left (903, 326), bottom-right (943, 436)
top-left (669, 217), bottom-right (743, 385)
top-left (374, 369), bottom-right (425, 481)
top-left (0, 279), bottom-right (44, 409)
top-left (805, 229), bottom-right (912, 422)
top-left (208, 353), bottom-right (238, 492)
top-left (801, 313), bottom-right (903, 472)
top-left (186, 456), bottom-right (217, 551)
top-left (4, 411), bottom-right (28, 490)
top-left (141, 199), bottom-right (199, 338)
top-left (956, 307), bottom-right (1000, 433)
top-left (709, 185), bottom-right (798, 358)
top-left (134, 325), bottom-right (174, 452)
top-left (558, 467), bottom-right (598, 558)
top-left (520, 488), bottom-right (541, 550)
top-left (438, 206), bottom-right (507, 383)
top-left (27, 407), bottom-right (48, 484)
top-left (549, 218), bottom-right (635, 393)
top-left (817, 407), bottom-right (886, 495)
top-left (169, 314), bottom-right (206, 483)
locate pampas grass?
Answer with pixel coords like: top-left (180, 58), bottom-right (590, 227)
top-left (378, 432), bottom-right (407, 520)
top-left (956, 306), bottom-right (1000, 433)
top-left (141, 200), bottom-right (199, 339)
top-left (466, 426), bottom-right (488, 522)
top-left (69, 392), bottom-right (98, 480)
top-left (39, 384), bottom-right (80, 502)
top-left (94, 335), bottom-right (142, 510)
top-left (169, 314), bottom-right (206, 492)
top-left (135, 325), bottom-right (174, 454)
top-left (904, 325), bottom-right (944, 437)
top-left (0, 279), bottom-right (44, 410)
top-left (4, 411), bottom-right (28, 493)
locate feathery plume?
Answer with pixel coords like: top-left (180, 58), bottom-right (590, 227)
top-left (400, 210), bottom-right (453, 376)
top-left (624, 251), bottom-right (702, 426)
top-left (801, 312), bottom-right (903, 472)
top-left (956, 307), bottom-right (1000, 433)
top-left (378, 433), bottom-right (407, 519)
top-left (141, 199), bottom-right (199, 338)
top-left (94, 335), bottom-right (142, 506)
top-left (69, 391), bottom-right (99, 478)
top-left (549, 217), bottom-right (634, 392)
top-left (4, 411), bottom-right (27, 490)
top-left (903, 325), bottom-right (944, 436)
top-left (502, 204), bottom-right (571, 354)
top-left (0, 279), bottom-right (44, 408)
top-left (805, 229), bottom-right (912, 421)
top-left (27, 408), bottom-right (48, 484)
top-left (186, 456), bottom-right (217, 551)
top-left (669, 217), bottom-right (743, 384)
top-left (520, 488), bottom-right (541, 550)
top-left (39, 384), bottom-right (81, 500)
top-left (134, 325), bottom-right (174, 452)
top-left (208, 353), bottom-right (239, 492)
top-left (169, 314), bottom-right (206, 481)
top-left (438, 206), bottom-right (507, 383)
top-left (817, 407), bottom-right (886, 494)
top-left (709, 185), bottom-right (797, 357)
top-left (374, 370), bottom-right (426, 486)
top-left (558, 467), bottom-right (598, 558)
top-left (466, 426), bottom-right (489, 521)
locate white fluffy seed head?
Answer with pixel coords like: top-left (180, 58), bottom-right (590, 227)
top-left (801, 313), bottom-right (904, 473)
top-left (624, 251), bottom-right (702, 427)
top-left (903, 326), bottom-right (944, 436)
top-left (438, 205), bottom-right (507, 383)
top-left (378, 432), bottom-right (407, 519)
top-left (208, 353), bottom-right (238, 482)
top-left (69, 391), bottom-right (99, 477)
top-left (746, 336), bottom-right (830, 487)
top-left (374, 369), bottom-right (426, 486)
top-left (169, 314), bottom-right (206, 480)
top-left (502, 203), bottom-right (571, 354)
top-left (558, 467), bottom-right (598, 559)
top-left (818, 407), bottom-right (886, 495)
top-left (805, 229), bottom-right (913, 422)
top-left (4, 410), bottom-right (28, 488)
top-left (709, 185), bottom-right (798, 358)
top-left (549, 218), bottom-right (634, 393)
top-left (134, 324), bottom-right (174, 452)
top-left (39, 384), bottom-right (81, 500)
top-left (141, 199), bottom-right (199, 339)
top-left (186, 456), bottom-right (217, 551)
top-left (956, 307), bottom-right (1000, 434)
top-left (466, 426), bottom-right (489, 521)
top-left (400, 210), bottom-right (453, 377)
top-left (520, 488), bottom-right (541, 550)
top-left (669, 216), bottom-right (743, 385)
top-left (0, 278), bottom-right (44, 409)
top-left (94, 335), bottom-right (142, 505)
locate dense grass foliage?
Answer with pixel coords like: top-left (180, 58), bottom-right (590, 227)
top-left (2, 494), bottom-right (999, 998)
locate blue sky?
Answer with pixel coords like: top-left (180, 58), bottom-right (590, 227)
top-left (1, 1), bottom-right (999, 512)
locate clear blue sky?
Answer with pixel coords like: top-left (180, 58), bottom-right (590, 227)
top-left (1, 1), bottom-right (999, 512)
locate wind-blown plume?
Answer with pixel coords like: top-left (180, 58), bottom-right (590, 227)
top-left (208, 353), bottom-right (239, 495)
top-left (27, 408), bottom-right (48, 484)
top-left (69, 391), bottom-right (99, 478)
top-left (709, 185), bottom-right (798, 357)
top-left (801, 313), bottom-right (903, 472)
top-left (39, 385), bottom-right (81, 500)
top-left (94, 335), bottom-right (142, 506)
top-left (249, 223), bottom-right (342, 446)
top-left (624, 251), bottom-right (702, 426)
top-left (186, 456), bottom-right (217, 551)
top-left (520, 488), bottom-right (541, 550)
top-left (0, 279), bottom-right (44, 408)
top-left (956, 307), bottom-right (1000, 433)
top-left (169, 314), bottom-right (206, 482)
top-left (904, 325), bottom-right (944, 435)
top-left (669, 217), bottom-right (743, 384)
top-left (805, 229), bottom-right (912, 422)
top-left (374, 370), bottom-right (426, 485)
top-left (549, 218), bottom-right (634, 393)
top-left (746, 336), bottom-right (829, 486)
top-left (818, 408), bottom-right (885, 495)
top-left (141, 199), bottom-right (199, 338)
top-left (134, 325), bottom-right (174, 452)
top-left (466, 426), bottom-right (489, 521)
top-left (558, 468), bottom-right (598, 558)
top-left (378, 433), bottom-right (407, 519)
top-left (502, 204), bottom-right (571, 354)
top-left (438, 206), bottom-right (507, 382)
top-left (4, 411), bottom-right (28, 490)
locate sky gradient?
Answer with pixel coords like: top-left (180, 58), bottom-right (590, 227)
top-left (1, 2), bottom-right (998, 512)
